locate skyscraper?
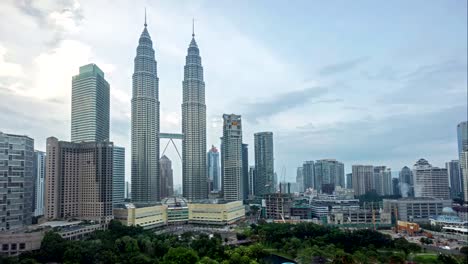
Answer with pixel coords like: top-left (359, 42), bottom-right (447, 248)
top-left (160, 155), bottom-right (174, 198)
top-left (374, 166), bottom-right (392, 195)
top-left (207, 146), bottom-right (220, 192)
top-left (352, 165), bottom-right (374, 196)
top-left (71, 63), bottom-right (110, 143)
top-left (254, 132), bottom-right (274, 196)
top-left (45, 137), bottom-right (113, 223)
top-left (446, 160), bottom-right (462, 199)
top-left (314, 159), bottom-right (345, 192)
top-left (392, 178), bottom-right (400, 196)
top-left (346, 173), bottom-right (353, 189)
top-left (399, 166), bottom-right (414, 197)
top-left (182, 23), bottom-right (208, 201)
top-left (242, 143), bottom-right (249, 200)
top-left (413, 158), bottom-right (449, 199)
top-left (457, 121), bottom-right (468, 201)
top-left (296, 167), bottom-right (304, 193)
top-left (248, 166), bottom-right (256, 197)
top-left (221, 114), bottom-right (243, 201)
top-left (113, 146), bottom-right (125, 206)
top-left (131, 16), bottom-right (160, 203)
top-left (0, 132), bottom-right (34, 231)
top-left (302, 161), bottom-right (315, 190)
top-left (33, 150), bottom-right (46, 216)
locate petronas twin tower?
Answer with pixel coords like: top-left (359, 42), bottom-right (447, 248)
top-left (131, 16), bottom-right (207, 203)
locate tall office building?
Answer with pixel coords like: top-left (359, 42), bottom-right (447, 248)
top-left (0, 132), bottom-right (34, 231)
top-left (45, 137), bottom-right (113, 223)
top-left (254, 132), bottom-right (274, 196)
top-left (160, 155), bottom-right (174, 198)
top-left (296, 167), bottom-right (304, 193)
top-left (374, 166), bottom-right (392, 195)
top-left (313, 159), bottom-right (345, 192)
top-left (182, 26), bottom-right (208, 201)
top-left (207, 146), bottom-right (220, 192)
top-left (71, 64), bottom-right (110, 143)
top-left (33, 150), bottom-right (46, 216)
top-left (352, 165), bottom-right (374, 196)
top-left (113, 146), bottom-right (125, 206)
top-left (248, 166), bottom-right (256, 197)
top-left (242, 144), bottom-right (249, 200)
top-left (346, 173), bottom-right (353, 189)
top-left (457, 121), bottom-right (468, 201)
top-left (392, 178), bottom-right (400, 196)
top-left (413, 158), bottom-right (449, 199)
top-left (125, 182), bottom-right (131, 200)
top-left (131, 17), bottom-right (160, 203)
top-left (399, 166), bottom-right (414, 197)
top-left (446, 160), bottom-right (462, 199)
top-left (303, 161), bottom-right (315, 190)
top-left (221, 114), bottom-right (243, 201)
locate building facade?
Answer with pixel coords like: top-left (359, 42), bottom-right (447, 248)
top-left (392, 178), bottom-right (400, 196)
top-left (160, 155), bottom-right (174, 199)
top-left (33, 150), bottom-right (46, 216)
top-left (446, 160), bottom-right (462, 199)
top-left (221, 114), bottom-right (243, 201)
top-left (248, 166), bottom-right (256, 198)
top-left (413, 158), bottom-right (449, 199)
top-left (314, 159), bottom-right (345, 192)
top-left (45, 137), bottom-right (113, 223)
top-left (112, 146), bottom-right (125, 207)
top-left (457, 121), bottom-right (468, 201)
top-left (296, 167), bottom-right (304, 193)
top-left (71, 64), bottom-right (110, 143)
top-left (303, 161), bottom-right (315, 190)
top-left (374, 166), bottom-right (392, 196)
top-left (264, 193), bottom-right (293, 220)
top-left (242, 143), bottom-right (249, 200)
top-left (182, 29), bottom-right (207, 201)
top-left (346, 173), bottom-right (352, 189)
top-left (254, 132), bottom-right (274, 196)
top-left (207, 146), bottom-right (220, 192)
top-left (352, 165), bottom-right (374, 196)
top-left (383, 197), bottom-right (452, 223)
top-left (131, 19), bottom-right (161, 203)
top-left (399, 166), bottom-right (414, 197)
top-left (0, 132), bottom-right (34, 231)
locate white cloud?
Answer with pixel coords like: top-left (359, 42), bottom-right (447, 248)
top-left (0, 45), bottom-right (23, 77)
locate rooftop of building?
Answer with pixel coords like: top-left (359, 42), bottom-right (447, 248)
top-left (384, 197), bottom-right (452, 202)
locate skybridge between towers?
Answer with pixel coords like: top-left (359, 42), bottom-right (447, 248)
top-left (160, 133), bottom-right (183, 160)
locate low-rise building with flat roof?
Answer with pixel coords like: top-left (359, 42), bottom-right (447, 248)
top-left (383, 197), bottom-right (452, 223)
top-left (188, 200), bottom-right (245, 225)
top-left (113, 203), bottom-right (167, 229)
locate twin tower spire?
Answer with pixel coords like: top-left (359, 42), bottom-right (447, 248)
top-left (131, 9), bottom-right (207, 203)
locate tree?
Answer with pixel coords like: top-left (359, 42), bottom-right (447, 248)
top-left (38, 231), bottom-right (67, 263)
top-left (437, 254), bottom-right (459, 264)
top-left (163, 247), bottom-right (199, 264)
top-left (198, 256), bottom-right (220, 264)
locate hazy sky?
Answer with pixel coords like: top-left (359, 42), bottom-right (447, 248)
top-left (0, 0), bottom-right (466, 185)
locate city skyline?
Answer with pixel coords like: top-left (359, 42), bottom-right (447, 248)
top-left (0, 1), bottom-right (466, 185)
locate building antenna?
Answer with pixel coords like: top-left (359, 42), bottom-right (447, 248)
top-left (192, 18), bottom-right (195, 37)
top-left (144, 8), bottom-right (147, 27)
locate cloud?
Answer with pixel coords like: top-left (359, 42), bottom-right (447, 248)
top-left (319, 56), bottom-right (370, 76)
top-left (242, 86), bottom-right (330, 121)
top-left (0, 45), bottom-right (23, 77)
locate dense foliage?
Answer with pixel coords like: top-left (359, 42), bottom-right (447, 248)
top-left (0, 220), bottom-right (465, 264)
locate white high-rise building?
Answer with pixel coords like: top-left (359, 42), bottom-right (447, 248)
top-left (131, 17), bottom-right (160, 203)
top-left (221, 114), bottom-right (243, 201)
top-left (374, 166), bottom-right (392, 195)
top-left (413, 158), bottom-right (449, 199)
top-left (457, 121), bottom-right (468, 201)
top-left (352, 165), bottom-right (374, 196)
top-left (182, 26), bottom-right (208, 200)
top-left (33, 150), bottom-right (46, 216)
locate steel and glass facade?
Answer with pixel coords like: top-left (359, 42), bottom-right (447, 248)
top-left (113, 146), bottom-right (125, 206)
top-left (0, 132), bottom-right (34, 231)
top-left (71, 64), bottom-right (110, 143)
top-left (131, 23), bottom-right (160, 203)
top-left (182, 33), bottom-right (208, 200)
top-left (254, 132), bottom-right (274, 196)
top-left (33, 150), bottom-right (46, 216)
top-left (221, 114), bottom-right (243, 201)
